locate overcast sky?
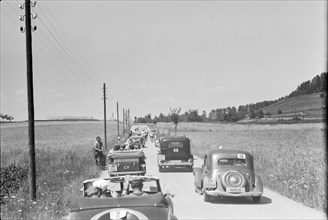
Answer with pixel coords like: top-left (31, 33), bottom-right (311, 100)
top-left (1, 0), bottom-right (327, 121)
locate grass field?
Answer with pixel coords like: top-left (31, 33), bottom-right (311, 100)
top-left (261, 92), bottom-right (326, 119)
top-left (0, 121), bottom-right (125, 220)
top-left (0, 121), bottom-right (326, 219)
top-left (156, 122), bottom-right (327, 212)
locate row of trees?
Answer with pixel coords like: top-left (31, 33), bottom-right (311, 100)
top-left (288, 72), bottom-right (327, 98)
top-left (0, 113), bottom-right (14, 122)
top-left (135, 73), bottom-right (326, 124)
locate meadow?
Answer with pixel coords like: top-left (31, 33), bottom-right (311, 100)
top-left (156, 122), bottom-right (327, 212)
top-left (0, 121), bottom-right (326, 219)
top-left (0, 121), bottom-right (125, 220)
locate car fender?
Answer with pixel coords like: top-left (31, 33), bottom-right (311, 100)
top-left (193, 167), bottom-right (203, 188)
top-left (254, 175), bottom-right (263, 194)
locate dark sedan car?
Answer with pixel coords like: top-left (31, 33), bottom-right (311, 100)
top-left (193, 148), bottom-right (263, 203)
top-left (157, 136), bottom-right (194, 172)
top-left (68, 176), bottom-right (177, 220)
top-left (107, 150), bottom-right (146, 177)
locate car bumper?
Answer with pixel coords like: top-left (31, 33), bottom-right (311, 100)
top-left (204, 189), bottom-right (262, 197)
top-left (108, 170), bottom-right (146, 176)
top-left (158, 160), bottom-right (193, 167)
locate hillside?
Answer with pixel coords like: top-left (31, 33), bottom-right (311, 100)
top-left (261, 92), bottom-right (326, 119)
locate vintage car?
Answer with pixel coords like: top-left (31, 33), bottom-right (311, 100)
top-left (107, 150), bottom-right (146, 176)
top-left (68, 176), bottom-right (177, 220)
top-left (128, 136), bottom-right (145, 149)
top-left (193, 148), bottom-right (263, 203)
top-left (157, 136), bottom-right (194, 172)
top-left (154, 129), bottom-right (170, 147)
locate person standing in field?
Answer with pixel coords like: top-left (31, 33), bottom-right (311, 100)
top-left (94, 136), bottom-right (105, 168)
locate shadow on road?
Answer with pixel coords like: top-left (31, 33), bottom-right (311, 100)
top-left (209, 196), bottom-right (272, 205)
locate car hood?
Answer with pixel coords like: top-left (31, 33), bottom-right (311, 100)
top-left (69, 193), bottom-right (172, 220)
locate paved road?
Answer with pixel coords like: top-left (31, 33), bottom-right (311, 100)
top-left (101, 139), bottom-right (326, 220)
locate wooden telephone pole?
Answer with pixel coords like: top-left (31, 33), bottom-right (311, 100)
top-left (24, 0), bottom-right (36, 201)
top-left (103, 83), bottom-right (107, 150)
top-left (122, 108), bottom-right (125, 133)
top-left (116, 102), bottom-right (119, 138)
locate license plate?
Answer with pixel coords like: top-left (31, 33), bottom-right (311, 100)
top-left (108, 165), bottom-right (117, 172)
top-left (226, 187), bottom-right (245, 193)
top-left (109, 210), bottom-right (127, 219)
top-left (170, 160), bottom-right (181, 163)
top-left (173, 148), bottom-right (179, 152)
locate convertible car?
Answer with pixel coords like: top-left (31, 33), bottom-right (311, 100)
top-left (128, 136), bottom-right (145, 149)
top-left (68, 176), bottom-right (177, 220)
top-left (193, 148), bottom-right (263, 203)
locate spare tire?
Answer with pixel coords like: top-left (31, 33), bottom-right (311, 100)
top-left (221, 171), bottom-right (247, 190)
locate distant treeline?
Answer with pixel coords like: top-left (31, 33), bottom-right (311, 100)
top-left (288, 72), bottom-right (326, 98)
top-left (135, 72), bottom-right (327, 123)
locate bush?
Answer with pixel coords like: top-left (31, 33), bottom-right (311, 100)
top-left (277, 109), bottom-right (283, 114)
top-left (0, 164), bottom-right (29, 204)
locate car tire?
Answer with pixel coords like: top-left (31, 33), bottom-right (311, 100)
top-left (203, 193), bottom-right (211, 202)
top-left (159, 167), bottom-right (164, 172)
top-left (252, 196), bottom-right (261, 203)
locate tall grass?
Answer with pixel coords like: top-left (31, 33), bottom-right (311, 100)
top-left (157, 122), bottom-right (327, 212)
top-left (0, 121), bottom-right (123, 220)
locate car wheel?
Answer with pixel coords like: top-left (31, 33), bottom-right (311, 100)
top-left (159, 167), bottom-right (164, 172)
top-left (252, 196), bottom-right (261, 203)
top-left (203, 192), bottom-right (211, 202)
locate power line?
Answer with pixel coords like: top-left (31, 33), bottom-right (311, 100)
top-left (38, 0), bottom-right (103, 85)
top-left (33, 32), bottom-right (100, 96)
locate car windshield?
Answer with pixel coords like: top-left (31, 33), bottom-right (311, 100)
top-left (167, 141), bottom-right (184, 148)
top-left (104, 179), bottom-right (159, 194)
top-left (218, 158), bottom-right (246, 166)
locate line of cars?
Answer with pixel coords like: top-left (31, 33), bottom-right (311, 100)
top-left (69, 125), bottom-right (263, 219)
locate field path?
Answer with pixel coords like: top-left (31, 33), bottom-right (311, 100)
top-left (100, 139), bottom-right (326, 220)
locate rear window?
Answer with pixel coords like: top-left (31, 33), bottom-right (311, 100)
top-left (168, 142), bottom-right (184, 148)
top-left (218, 158), bottom-right (246, 166)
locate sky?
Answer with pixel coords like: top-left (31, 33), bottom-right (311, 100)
top-left (1, 0), bottom-right (327, 121)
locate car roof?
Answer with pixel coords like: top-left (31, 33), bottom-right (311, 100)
top-left (108, 150), bottom-right (145, 158)
top-left (160, 136), bottom-right (190, 142)
top-left (205, 148), bottom-right (252, 158)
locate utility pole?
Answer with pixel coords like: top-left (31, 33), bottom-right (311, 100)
top-left (103, 83), bottom-right (107, 151)
top-left (116, 102), bottom-right (119, 138)
top-left (21, 0), bottom-right (37, 201)
top-left (122, 108), bottom-right (125, 133)
top-left (128, 109), bottom-right (130, 128)
top-left (126, 109), bottom-right (128, 130)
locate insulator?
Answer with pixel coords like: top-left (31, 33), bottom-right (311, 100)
top-left (32, 13), bottom-right (38, 19)
top-left (19, 14), bottom-right (25, 21)
top-left (19, 2), bottom-right (25, 9)
top-left (31, 1), bottom-right (37, 7)
top-left (20, 26), bottom-right (25, 33)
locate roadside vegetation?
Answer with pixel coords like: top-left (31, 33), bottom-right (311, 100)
top-left (0, 121), bottom-right (124, 220)
top-left (156, 122), bottom-right (327, 212)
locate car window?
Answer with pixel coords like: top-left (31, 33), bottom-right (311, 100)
top-left (218, 158), bottom-right (246, 166)
top-left (168, 142), bottom-right (184, 148)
